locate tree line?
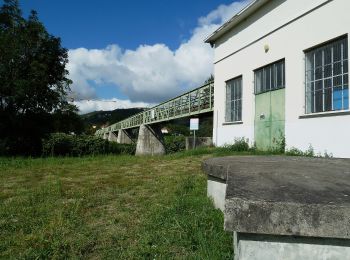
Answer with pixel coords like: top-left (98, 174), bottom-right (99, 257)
top-left (0, 0), bottom-right (83, 156)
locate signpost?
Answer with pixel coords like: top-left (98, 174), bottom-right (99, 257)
top-left (190, 118), bottom-right (199, 149)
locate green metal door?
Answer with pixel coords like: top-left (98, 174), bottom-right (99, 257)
top-left (254, 88), bottom-right (285, 151)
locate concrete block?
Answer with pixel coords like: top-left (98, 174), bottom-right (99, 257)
top-left (235, 233), bottom-right (350, 260)
top-left (202, 156), bottom-right (350, 259)
top-left (136, 124), bottom-right (165, 156)
top-left (207, 176), bottom-right (226, 211)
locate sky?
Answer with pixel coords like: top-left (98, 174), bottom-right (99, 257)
top-left (14, 0), bottom-right (251, 114)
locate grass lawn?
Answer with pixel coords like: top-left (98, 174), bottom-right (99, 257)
top-left (0, 149), bottom-right (235, 259)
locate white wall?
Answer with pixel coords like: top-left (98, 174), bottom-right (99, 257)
top-left (213, 0), bottom-right (350, 158)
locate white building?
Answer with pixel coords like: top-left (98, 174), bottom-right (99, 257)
top-left (206, 0), bottom-right (349, 158)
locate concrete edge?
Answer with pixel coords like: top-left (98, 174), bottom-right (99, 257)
top-left (224, 197), bottom-right (350, 239)
top-left (201, 159), bottom-right (228, 181)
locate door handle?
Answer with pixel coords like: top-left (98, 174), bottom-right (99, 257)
top-left (260, 113), bottom-right (265, 120)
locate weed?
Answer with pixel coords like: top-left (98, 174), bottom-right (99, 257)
top-left (224, 137), bottom-right (250, 152)
top-left (285, 145), bottom-right (315, 157)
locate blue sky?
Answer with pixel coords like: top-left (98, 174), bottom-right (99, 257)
top-left (20, 0), bottom-right (233, 50)
top-left (13, 0), bottom-right (250, 113)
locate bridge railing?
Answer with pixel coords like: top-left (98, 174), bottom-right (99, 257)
top-left (96, 81), bottom-right (214, 136)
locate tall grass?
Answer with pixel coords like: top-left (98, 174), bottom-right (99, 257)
top-left (0, 154), bottom-right (232, 259)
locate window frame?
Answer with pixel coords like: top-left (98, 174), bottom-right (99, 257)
top-left (254, 59), bottom-right (285, 95)
top-left (304, 35), bottom-right (349, 114)
top-left (225, 75), bottom-right (243, 123)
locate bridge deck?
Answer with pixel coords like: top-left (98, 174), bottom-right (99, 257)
top-left (96, 81), bottom-right (214, 136)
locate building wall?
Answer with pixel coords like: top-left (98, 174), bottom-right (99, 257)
top-left (213, 0), bottom-right (350, 158)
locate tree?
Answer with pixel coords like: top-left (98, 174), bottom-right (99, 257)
top-left (204, 74), bottom-right (214, 84)
top-left (52, 103), bottom-right (84, 135)
top-left (0, 0), bottom-right (77, 155)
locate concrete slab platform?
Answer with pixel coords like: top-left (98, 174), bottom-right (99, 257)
top-left (202, 156), bottom-right (350, 239)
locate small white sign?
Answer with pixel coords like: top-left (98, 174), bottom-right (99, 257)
top-left (190, 118), bottom-right (199, 130)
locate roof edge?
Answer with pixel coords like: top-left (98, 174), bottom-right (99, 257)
top-left (204, 0), bottom-right (271, 45)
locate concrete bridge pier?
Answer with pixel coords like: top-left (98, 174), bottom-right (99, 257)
top-left (103, 132), bottom-right (109, 140)
top-left (136, 124), bottom-right (165, 156)
top-left (117, 129), bottom-right (133, 144)
top-left (108, 131), bottom-right (118, 142)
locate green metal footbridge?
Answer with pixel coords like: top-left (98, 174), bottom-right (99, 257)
top-left (95, 81), bottom-right (214, 137)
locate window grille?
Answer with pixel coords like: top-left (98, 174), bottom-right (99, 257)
top-left (225, 77), bottom-right (242, 122)
top-left (255, 60), bottom-right (285, 94)
top-left (305, 37), bottom-right (349, 113)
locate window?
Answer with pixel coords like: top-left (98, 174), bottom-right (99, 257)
top-left (305, 36), bottom-right (349, 113)
top-left (255, 60), bottom-right (285, 94)
top-left (225, 76), bottom-right (242, 122)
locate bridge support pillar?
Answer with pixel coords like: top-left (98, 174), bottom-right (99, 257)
top-left (108, 131), bottom-right (118, 142)
top-left (136, 124), bottom-right (165, 156)
top-left (117, 129), bottom-right (133, 144)
top-left (103, 132), bottom-right (108, 140)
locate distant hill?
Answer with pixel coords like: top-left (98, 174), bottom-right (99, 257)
top-left (81, 108), bottom-right (145, 133)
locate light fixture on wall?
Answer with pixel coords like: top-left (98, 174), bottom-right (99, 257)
top-left (264, 44), bottom-right (270, 53)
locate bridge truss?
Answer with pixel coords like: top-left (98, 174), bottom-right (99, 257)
top-left (95, 81), bottom-right (214, 136)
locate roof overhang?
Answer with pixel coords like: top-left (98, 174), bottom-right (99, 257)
top-left (205, 0), bottom-right (271, 46)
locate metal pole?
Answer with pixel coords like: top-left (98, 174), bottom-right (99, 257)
top-left (193, 130), bottom-right (196, 149)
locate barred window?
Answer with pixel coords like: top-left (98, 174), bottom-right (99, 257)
top-left (255, 60), bottom-right (285, 94)
top-left (225, 77), bottom-right (242, 122)
top-left (305, 37), bottom-right (349, 113)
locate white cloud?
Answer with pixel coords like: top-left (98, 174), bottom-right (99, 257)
top-left (74, 98), bottom-right (154, 114)
top-left (198, 0), bottom-right (252, 26)
top-left (67, 0), bottom-right (251, 113)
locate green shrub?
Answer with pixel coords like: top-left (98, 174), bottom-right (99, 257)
top-left (72, 135), bottom-right (109, 156)
top-left (42, 133), bottom-right (135, 157)
top-left (285, 145), bottom-right (314, 157)
top-left (42, 133), bottom-right (75, 156)
top-left (305, 145), bottom-right (315, 157)
top-left (224, 137), bottom-right (250, 152)
top-left (285, 147), bottom-right (304, 156)
top-left (108, 142), bottom-right (136, 155)
top-left (164, 135), bottom-right (186, 154)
